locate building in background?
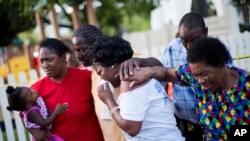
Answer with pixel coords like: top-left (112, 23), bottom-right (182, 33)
top-left (150, 0), bottom-right (240, 30)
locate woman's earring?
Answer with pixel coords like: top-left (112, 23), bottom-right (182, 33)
top-left (111, 65), bottom-right (115, 69)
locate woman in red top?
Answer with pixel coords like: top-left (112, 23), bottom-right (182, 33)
top-left (28, 38), bottom-right (104, 141)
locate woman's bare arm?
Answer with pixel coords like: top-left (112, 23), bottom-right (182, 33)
top-left (98, 82), bottom-right (142, 136)
top-left (28, 103), bottom-right (68, 128)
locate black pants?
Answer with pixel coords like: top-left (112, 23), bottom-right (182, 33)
top-left (175, 115), bottom-right (203, 141)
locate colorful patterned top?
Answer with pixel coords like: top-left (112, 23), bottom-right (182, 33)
top-left (176, 64), bottom-right (250, 140)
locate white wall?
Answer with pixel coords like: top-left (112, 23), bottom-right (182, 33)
top-left (150, 0), bottom-right (192, 30)
top-left (150, 0), bottom-right (241, 31)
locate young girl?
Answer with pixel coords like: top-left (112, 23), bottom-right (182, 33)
top-left (6, 86), bottom-right (68, 141)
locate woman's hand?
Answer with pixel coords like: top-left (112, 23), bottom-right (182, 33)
top-left (97, 82), bottom-right (115, 105)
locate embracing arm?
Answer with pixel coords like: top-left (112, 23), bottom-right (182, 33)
top-left (150, 66), bottom-right (177, 82)
top-left (138, 57), bottom-right (163, 67)
top-left (121, 66), bottom-right (177, 87)
top-left (119, 57), bottom-right (162, 78)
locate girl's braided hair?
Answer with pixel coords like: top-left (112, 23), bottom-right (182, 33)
top-left (6, 86), bottom-right (26, 111)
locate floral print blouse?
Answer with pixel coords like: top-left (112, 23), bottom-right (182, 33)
top-left (176, 64), bottom-right (250, 140)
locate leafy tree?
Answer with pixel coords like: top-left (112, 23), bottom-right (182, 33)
top-left (96, 0), bottom-right (159, 35)
top-left (0, 0), bottom-right (36, 47)
top-left (0, 0), bottom-right (76, 47)
top-left (0, 0), bottom-right (159, 46)
top-left (32, 0), bottom-right (159, 35)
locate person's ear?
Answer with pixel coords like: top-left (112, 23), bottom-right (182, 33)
top-left (61, 53), bottom-right (67, 63)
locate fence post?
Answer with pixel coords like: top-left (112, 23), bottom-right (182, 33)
top-left (0, 74), bottom-right (15, 141)
top-left (0, 77), bottom-right (5, 141)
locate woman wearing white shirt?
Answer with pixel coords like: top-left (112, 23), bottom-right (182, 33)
top-left (91, 35), bottom-right (184, 141)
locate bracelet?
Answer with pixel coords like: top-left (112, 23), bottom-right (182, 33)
top-left (110, 106), bottom-right (119, 116)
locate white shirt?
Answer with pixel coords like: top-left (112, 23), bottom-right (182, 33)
top-left (117, 79), bottom-right (185, 141)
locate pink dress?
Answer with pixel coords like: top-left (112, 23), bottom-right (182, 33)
top-left (22, 97), bottom-right (64, 141)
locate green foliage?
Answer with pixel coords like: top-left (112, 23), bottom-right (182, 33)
top-left (239, 23), bottom-right (250, 32)
top-left (122, 14), bottom-right (151, 32)
top-left (95, 0), bottom-right (123, 35)
top-left (32, 0), bottom-right (57, 13)
top-left (58, 0), bottom-right (84, 6)
top-left (0, 0), bottom-right (159, 47)
top-left (0, 0), bottom-right (36, 47)
top-left (207, 0), bottom-right (216, 16)
top-left (18, 30), bottom-right (40, 46)
top-left (95, 0), bottom-right (159, 35)
top-left (32, 0), bottom-right (47, 11)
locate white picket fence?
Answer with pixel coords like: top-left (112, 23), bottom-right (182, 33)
top-left (218, 32), bottom-right (250, 71)
top-left (0, 69), bottom-right (45, 141)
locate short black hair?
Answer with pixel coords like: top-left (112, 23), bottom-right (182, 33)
top-left (6, 86), bottom-right (26, 111)
top-left (40, 38), bottom-right (70, 57)
top-left (179, 12), bottom-right (206, 30)
top-left (91, 36), bottom-right (133, 67)
top-left (187, 37), bottom-right (231, 67)
top-left (74, 24), bottom-right (103, 45)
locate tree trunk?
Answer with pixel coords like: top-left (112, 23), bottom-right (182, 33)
top-left (191, 0), bottom-right (209, 17)
top-left (71, 4), bottom-right (81, 30)
top-left (86, 0), bottom-right (98, 26)
top-left (34, 11), bottom-right (46, 40)
top-left (49, 5), bottom-right (60, 38)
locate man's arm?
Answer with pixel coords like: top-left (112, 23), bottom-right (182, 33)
top-left (139, 57), bottom-right (163, 67)
top-left (151, 66), bottom-right (177, 82)
top-left (121, 66), bottom-right (177, 88)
